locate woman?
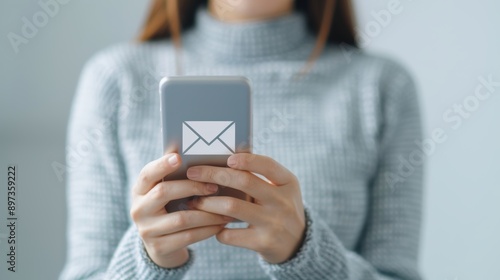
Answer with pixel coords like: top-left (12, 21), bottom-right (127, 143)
top-left (60, 0), bottom-right (423, 279)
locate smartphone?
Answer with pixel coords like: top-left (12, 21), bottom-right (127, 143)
top-left (159, 76), bottom-right (253, 214)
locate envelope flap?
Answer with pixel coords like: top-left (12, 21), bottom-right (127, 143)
top-left (184, 121), bottom-right (234, 144)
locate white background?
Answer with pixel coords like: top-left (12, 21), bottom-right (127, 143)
top-left (1, 0), bottom-right (499, 279)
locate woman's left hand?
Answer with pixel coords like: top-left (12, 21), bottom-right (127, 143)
top-left (186, 153), bottom-right (306, 264)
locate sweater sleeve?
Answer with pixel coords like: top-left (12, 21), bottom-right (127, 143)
top-left (258, 60), bottom-right (424, 280)
top-left (58, 53), bottom-right (193, 280)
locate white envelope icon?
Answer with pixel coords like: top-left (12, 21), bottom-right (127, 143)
top-left (182, 121), bottom-right (235, 155)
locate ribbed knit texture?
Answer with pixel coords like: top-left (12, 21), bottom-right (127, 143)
top-left (59, 8), bottom-right (423, 280)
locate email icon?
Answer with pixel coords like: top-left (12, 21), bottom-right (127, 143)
top-left (182, 121), bottom-right (235, 155)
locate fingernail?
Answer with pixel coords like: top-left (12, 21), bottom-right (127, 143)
top-left (206, 183), bottom-right (218, 193)
top-left (168, 155), bottom-right (178, 166)
top-left (227, 156), bottom-right (237, 167)
top-left (187, 167), bottom-right (200, 178)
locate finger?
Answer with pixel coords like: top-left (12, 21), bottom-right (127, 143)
top-left (150, 225), bottom-right (225, 254)
top-left (217, 228), bottom-right (299, 263)
top-left (187, 166), bottom-right (274, 202)
top-left (216, 228), bottom-right (259, 251)
top-left (139, 210), bottom-right (233, 237)
top-left (142, 180), bottom-right (219, 214)
top-left (191, 196), bottom-right (266, 225)
top-left (227, 153), bottom-right (294, 186)
top-left (134, 153), bottom-right (181, 195)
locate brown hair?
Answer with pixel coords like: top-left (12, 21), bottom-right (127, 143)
top-left (138, 0), bottom-right (358, 74)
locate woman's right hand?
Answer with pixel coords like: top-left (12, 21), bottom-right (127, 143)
top-left (130, 153), bottom-right (231, 268)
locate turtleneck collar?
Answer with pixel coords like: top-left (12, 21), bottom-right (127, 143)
top-left (184, 7), bottom-right (312, 62)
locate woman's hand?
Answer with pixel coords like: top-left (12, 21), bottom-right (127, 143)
top-left (130, 153), bottom-right (232, 268)
top-left (186, 153), bottom-right (306, 264)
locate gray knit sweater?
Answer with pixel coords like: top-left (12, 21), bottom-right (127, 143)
top-left (59, 8), bottom-right (423, 280)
